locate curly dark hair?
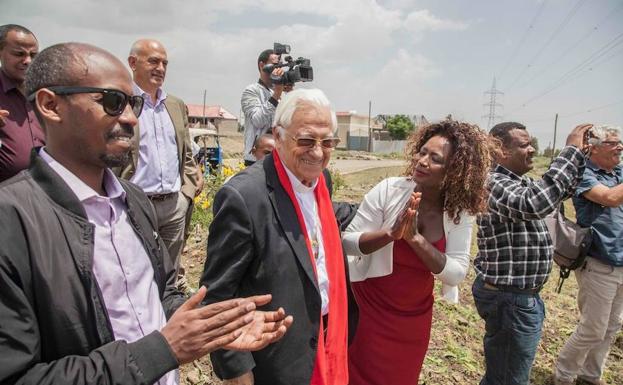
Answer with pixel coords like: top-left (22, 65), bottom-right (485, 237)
top-left (404, 119), bottom-right (496, 223)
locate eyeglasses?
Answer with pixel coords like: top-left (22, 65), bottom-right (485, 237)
top-left (285, 132), bottom-right (340, 149)
top-left (28, 86), bottom-right (144, 118)
top-left (601, 140), bottom-right (623, 147)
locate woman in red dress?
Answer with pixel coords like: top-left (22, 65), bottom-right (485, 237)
top-left (343, 120), bottom-right (495, 385)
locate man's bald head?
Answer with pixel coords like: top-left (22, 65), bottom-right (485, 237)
top-left (129, 39), bottom-right (165, 56)
top-left (128, 39), bottom-right (168, 94)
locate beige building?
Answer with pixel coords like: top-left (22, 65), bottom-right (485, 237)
top-left (335, 111), bottom-right (383, 151)
top-left (186, 104), bottom-right (239, 135)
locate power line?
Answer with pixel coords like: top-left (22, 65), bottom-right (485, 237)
top-left (560, 99), bottom-right (623, 119)
top-left (508, 32), bottom-right (623, 114)
top-left (504, 0), bottom-right (586, 92)
top-left (508, 99), bottom-right (623, 123)
top-left (515, 2), bottom-right (623, 91)
top-left (519, 35), bottom-right (623, 107)
top-left (482, 77), bottom-right (504, 129)
top-left (496, 0), bottom-right (548, 81)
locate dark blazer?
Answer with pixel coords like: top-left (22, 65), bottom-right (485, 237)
top-left (200, 155), bottom-right (357, 385)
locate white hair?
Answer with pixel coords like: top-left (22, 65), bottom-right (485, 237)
top-left (272, 88), bottom-right (337, 140)
top-left (591, 124), bottom-right (621, 142)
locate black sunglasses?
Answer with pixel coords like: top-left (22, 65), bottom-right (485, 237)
top-left (29, 86), bottom-right (144, 118)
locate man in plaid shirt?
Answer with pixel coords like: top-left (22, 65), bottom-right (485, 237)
top-left (472, 121), bottom-right (592, 385)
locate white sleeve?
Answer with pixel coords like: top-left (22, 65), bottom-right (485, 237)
top-left (434, 214), bottom-right (474, 303)
top-left (343, 179), bottom-right (394, 281)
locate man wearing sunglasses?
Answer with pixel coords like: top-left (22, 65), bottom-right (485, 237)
top-left (554, 125), bottom-right (623, 385)
top-left (117, 39), bottom-right (201, 287)
top-left (202, 89), bottom-right (356, 385)
top-left (0, 42), bottom-right (292, 385)
top-left (0, 24), bottom-right (45, 183)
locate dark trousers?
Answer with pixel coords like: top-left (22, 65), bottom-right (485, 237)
top-left (472, 277), bottom-right (546, 385)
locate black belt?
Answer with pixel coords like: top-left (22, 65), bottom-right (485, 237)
top-left (147, 192), bottom-right (177, 201)
top-left (483, 282), bottom-right (542, 295)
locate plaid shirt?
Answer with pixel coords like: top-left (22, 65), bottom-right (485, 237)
top-left (474, 146), bottom-right (586, 289)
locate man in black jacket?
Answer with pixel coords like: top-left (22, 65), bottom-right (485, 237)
top-left (0, 42), bottom-right (291, 385)
top-left (202, 89), bottom-right (356, 385)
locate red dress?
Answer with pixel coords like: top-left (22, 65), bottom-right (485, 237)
top-left (348, 237), bottom-right (446, 385)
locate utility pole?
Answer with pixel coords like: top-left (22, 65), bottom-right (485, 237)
top-left (482, 77), bottom-right (504, 129)
top-left (551, 113), bottom-right (558, 163)
top-left (367, 100), bottom-right (372, 152)
top-left (202, 89), bottom-right (207, 127)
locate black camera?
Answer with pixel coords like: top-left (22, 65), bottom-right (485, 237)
top-left (262, 42), bottom-right (313, 85)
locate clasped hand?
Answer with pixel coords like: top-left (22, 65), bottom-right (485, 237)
top-left (161, 286), bottom-right (294, 365)
top-left (389, 191), bottom-right (422, 242)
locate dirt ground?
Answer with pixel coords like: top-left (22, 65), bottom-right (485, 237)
top-left (178, 138), bottom-right (623, 385)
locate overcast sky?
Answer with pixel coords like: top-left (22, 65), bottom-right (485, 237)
top-left (3, 0), bottom-right (622, 148)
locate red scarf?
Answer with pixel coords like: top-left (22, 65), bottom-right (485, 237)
top-left (272, 150), bottom-right (348, 385)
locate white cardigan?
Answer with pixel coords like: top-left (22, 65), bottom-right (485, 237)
top-left (343, 177), bottom-right (474, 303)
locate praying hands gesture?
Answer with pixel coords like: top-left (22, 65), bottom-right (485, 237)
top-left (357, 191), bottom-right (421, 255)
top-left (389, 191), bottom-right (421, 240)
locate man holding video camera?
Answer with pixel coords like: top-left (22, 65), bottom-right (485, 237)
top-left (241, 48), bottom-right (285, 166)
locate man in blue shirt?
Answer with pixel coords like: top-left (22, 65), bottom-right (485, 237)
top-left (554, 125), bottom-right (623, 385)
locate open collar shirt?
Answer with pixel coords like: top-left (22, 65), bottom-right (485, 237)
top-left (573, 160), bottom-right (623, 266)
top-left (131, 83), bottom-right (181, 195)
top-left (474, 146), bottom-right (585, 289)
top-left (39, 148), bottom-right (177, 385)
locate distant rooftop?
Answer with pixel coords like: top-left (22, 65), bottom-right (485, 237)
top-left (186, 104), bottom-right (237, 120)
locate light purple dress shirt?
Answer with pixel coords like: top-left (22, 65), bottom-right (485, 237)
top-left (39, 148), bottom-right (177, 385)
top-left (131, 84), bottom-right (181, 195)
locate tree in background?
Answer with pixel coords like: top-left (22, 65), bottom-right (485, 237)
top-left (542, 146), bottom-right (561, 159)
top-left (531, 137), bottom-right (540, 156)
top-left (386, 115), bottom-right (415, 140)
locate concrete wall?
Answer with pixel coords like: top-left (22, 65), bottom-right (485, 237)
top-left (217, 120), bottom-right (240, 135)
top-left (371, 139), bottom-right (406, 154)
top-left (336, 113), bottom-right (383, 151)
top-left (348, 135), bottom-right (369, 151)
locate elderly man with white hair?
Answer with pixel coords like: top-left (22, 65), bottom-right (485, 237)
top-left (200, 88), bottom-right (355, 385)
top-left (554, 125), bottom-right (623, 385)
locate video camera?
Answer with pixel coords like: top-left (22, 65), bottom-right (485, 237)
top-left (262, 42), bottom-right (313, 85)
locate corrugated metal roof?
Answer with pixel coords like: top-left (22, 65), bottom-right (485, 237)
top-left (186, 104), bottom-right (237, 120)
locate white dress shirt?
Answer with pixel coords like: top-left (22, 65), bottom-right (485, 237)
top-left (282, 163), bottom-right (330, 315)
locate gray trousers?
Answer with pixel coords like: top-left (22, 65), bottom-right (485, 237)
top-left (555, 257), bottom-right (623, 383)
top-left (150, 192), bottom-right (190, 282)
